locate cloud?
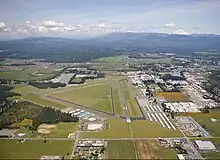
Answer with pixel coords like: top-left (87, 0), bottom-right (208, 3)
top-left (173, 29), bottom-right (190, 35)
top-left (0, 22), bottom-right (6, 30)
top-left (42, 21), bottom-right (64, 28)
top-left (165, 22), bottom-right (176, 29)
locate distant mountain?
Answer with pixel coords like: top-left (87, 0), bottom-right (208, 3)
top-left (0, 32), bottom-right (219, 62)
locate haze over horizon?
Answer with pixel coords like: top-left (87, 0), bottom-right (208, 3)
top-left (0, 0), bottom-right (220, 39)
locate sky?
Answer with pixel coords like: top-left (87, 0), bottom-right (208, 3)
top-left (0, 0), bottom-right (220, 39)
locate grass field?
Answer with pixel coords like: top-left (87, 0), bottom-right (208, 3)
top-left (81, 118), bottom-right (132, 138)
top-left (107, 140), bottom-right (136, 159)
top-left (23, 93), bottom-right (66, 109)
top-left (191, 115), bottom-right (220, 137)
top-left (0, 139), bottom-right (73, 159)
top-left (119, 79), bottom-right (142, 117)
top-left (51, 83), bottom-right (113, 113)
top-left (40, 122), bottom-right (79, 138)
top-left (130, 120), bottom-right (182, 138)
top-left (136, 140), bottom-right (177, 159)
top-left (154, 92), bottom-right (189, 102)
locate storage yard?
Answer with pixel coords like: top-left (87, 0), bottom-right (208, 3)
top-left (175, 116), bottom-right (210, 137)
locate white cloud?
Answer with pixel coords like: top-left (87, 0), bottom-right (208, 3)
top-left (0, 22), bottom-right (6, 30)
top-left (43, 21), bottom-right (64, 28)
top-left (165, 22), bottom-right (176, 29)
top-left (173, 29), bottom-right (190, 35)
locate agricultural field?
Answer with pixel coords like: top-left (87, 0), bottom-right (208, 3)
top-left (154, 92), bottom-right (189, 102)
top-left (81, 118), bottom-right (132, 138)
top-left (130, 120), bottom-right (182, 138)
top-left (191, 112), bottom-right (220, 137)
top-left (136, 140), bottom-right (177, 159)
top-left (0, 139), bottom-right (73, 159)
top-left (119, 79), bottom-right (142, 117)
top-left (107, 140), bottom-right (137, 159)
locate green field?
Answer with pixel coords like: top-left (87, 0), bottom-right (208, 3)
top-left (192, 115), bottom-right (220, 137)
top-left (40, 122), bottom-right (79, 138)
top-left (107, 140), bottom-right (136, 159)
top-left (119, 79), bottom-right (142, 117)
top-left (0, 139), bottom-right (73, 159)
top-left (23, 93), bottom-right (66, 109)
top-left (51, 83), bottom-right (113, 113)
top-left (130, 120), bottom-right (182, 138)
top-left (81, 118), bottom-right (132, 138)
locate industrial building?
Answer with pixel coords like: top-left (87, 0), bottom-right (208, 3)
top-left (195, 140), bottom-right (216, 150)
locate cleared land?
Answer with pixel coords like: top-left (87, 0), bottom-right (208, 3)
top-left (130, 120), bottom-right (182, 138)
top-left (81, 118), bottom-right (132, 138)
top-left (107, 140), bottom-right (136, 159)
top-left (154, 92), bottom-right (189, 102)
top-left (136, 140), bottom-right (177, 159)
top-left (0, 139), bottom-right (73, 159)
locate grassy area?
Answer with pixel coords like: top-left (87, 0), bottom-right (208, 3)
top-left (119, 79), bottom-right (142, 117)
top-left (136, 140), bottom-right (177, 159)
top-left (40, 122), bottom-right (79, 138)
top-left (130, 120), bottom-right (182, 138)
top-left (154, 92), bottom-right (189, 102)
top-left (81, 118), bottom-right (132, 138)
top-left (23, 93), bottom-right (66, 109)
top-left (0, 139), bottom-right (73, 159)
top-left (191, 115), bottom-right (220, 137)
top-left (107, 140), bottom-right (136, 159)
top-left (51, 83), bottom-right (113, 113)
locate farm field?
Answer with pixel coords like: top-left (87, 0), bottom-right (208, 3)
top-left (191, 114), bottom-right (220, 137)
top-left (154, 92), bottom-right (189, 102)
top-left (81, 118), bottom-right (132, 138)
top-left (119, 79), bottom-right (142, 117)
top-left (135, 140), bottom-right (177, 159)
top-left (130, 120), bottom-right (182, 138)
top-left (0, 139), bottom-right (73, 159)
top-left (107, 140), bottom-right (136, 159)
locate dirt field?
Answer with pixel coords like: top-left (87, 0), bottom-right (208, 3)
top-left (38, 124), bottom-right (57, 134)
top-left (136, 140), bottom-right (177, 159)
top-left (154, 92), bottom-right (189, 102)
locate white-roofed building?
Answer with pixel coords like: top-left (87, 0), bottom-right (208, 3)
top-left (195, 140), bottom-right (216, 150)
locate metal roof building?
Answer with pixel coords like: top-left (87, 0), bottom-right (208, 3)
top-left (195, 140), bottom-right (216, 150)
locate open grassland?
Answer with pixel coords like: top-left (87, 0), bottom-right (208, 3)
top-left (23, 93), bottom-right (66, 109)
top-left (107, 140), bottom-right (136, 159)
top-left (136, 140), bottom-right (177, 159)
top-left (154, 92), bottom-right (189, 102)
top-left (51, 83), bottom-right (112, 113)
top-left (130, 120), bottom-right (182, 138)
top-left (111, 81), bottom-right (124, 116)
top-left (81, 118), bottom-right (132, 138)
top-left (191, 114), bottom-right (220, 137)
top-left (0, 139), bottom-right (73, 159)
top-left (39, 122), bottom-right (79, 138)
top-left (119, 79), bottom-right (142, 117)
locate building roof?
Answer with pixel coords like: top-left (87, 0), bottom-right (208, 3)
top-left (195, 140), bottom-right (216, 150)
top-left (177, 154), bottom-right (185, 160)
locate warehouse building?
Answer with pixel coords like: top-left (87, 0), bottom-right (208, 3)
top-left (195, 140), bottom-right (216, 150)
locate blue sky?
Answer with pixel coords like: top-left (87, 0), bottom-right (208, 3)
top-left (0, 0), bottom-right (219, 38)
